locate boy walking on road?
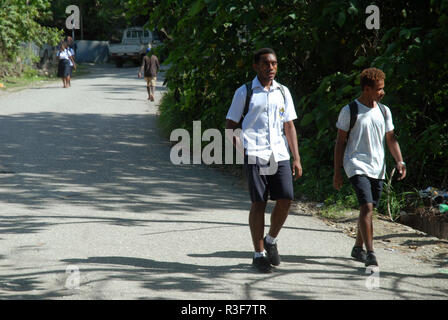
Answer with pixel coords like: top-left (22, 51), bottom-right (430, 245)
top-left (333, 67), bottom-right (406, 267)
top-left (226, 48), bottom-right (302, 273)
top-left (138, 47), bottom-right (160, 101)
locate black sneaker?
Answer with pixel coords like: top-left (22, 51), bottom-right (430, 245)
top-left (351, 246), bottom-right (367, 262)
top-left (365, 251), bottom-right (379, 267)
top-left (252, 256), bottom-right (273, 273)
top-left (264, 237), bottom-right (280, 266)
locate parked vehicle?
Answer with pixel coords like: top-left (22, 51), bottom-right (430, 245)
top-left (109, 27), bottom-right (160, 67)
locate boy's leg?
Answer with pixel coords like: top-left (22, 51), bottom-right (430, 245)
top-left (355, 227), bottom-right (363, 248)
top-left (144, 77), bottom-right (151, 99)
top-left (268, 160), bottom-right (294, 238)
top-left (359, 202), bottom-right (374, 252)
top-left (246, 159), bottom-right (272, 272)
top-left (264, 160), bottom-right (294, 266)
top-left (150, 77), bottom-right (156, 101)
top-left (349, 175), bottom-right (375, 251)
top-left (268, 199), bottom-right (291, 238)
top-left (249, 201), bottom-right (267, 252)
top-left (245, 156), bottom-right (268, 252)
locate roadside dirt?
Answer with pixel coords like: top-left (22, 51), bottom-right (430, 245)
top-left (292, 201), bottom-right (448, 269)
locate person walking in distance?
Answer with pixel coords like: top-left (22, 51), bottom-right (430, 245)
top-left (138, 47), bottom-right (160, 101)
top-left (65, 36), bottom-right (76, 87)
top-left (333, 67), bottom-right (406, 267)
top-left (226, 48), bottom-right (302, 273)
top-left (56, 41), bottom-right (76, 88)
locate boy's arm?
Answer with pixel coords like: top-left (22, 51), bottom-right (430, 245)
top-left (284, 121), bottom-right (302, 180)
top-left (386, 131), bottom-right (406, 180)
top-left (225, 119), bottom-right (244, 155)
top-left (334, 129), bottom-right (348, 190)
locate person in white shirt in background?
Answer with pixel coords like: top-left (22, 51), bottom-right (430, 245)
top-left (65, 36), bottom-right (76, 87)
top-left (226, 48), bottom-right (302, 273)
top-left (56, 41), bottom-right (76, 88)
top-left (333, 67), bottom-right (406, 267)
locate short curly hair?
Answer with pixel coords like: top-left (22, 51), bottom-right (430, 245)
top-left (360, 68), bottom-right (385, 90)
top-left (254, 48), bottom-right (276, 64)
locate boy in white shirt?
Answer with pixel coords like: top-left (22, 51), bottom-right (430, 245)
top-left (226, 48), bottom-right (302, 273)
top-left (333, 68), bottom-right (406, 267)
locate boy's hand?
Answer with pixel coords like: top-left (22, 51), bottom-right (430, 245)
top-left (333, 171), bottom-right (343, 190)
top-left (396, 162), bottom-right (407, 181)
top-left (292, 159), bottom-right (302, 180)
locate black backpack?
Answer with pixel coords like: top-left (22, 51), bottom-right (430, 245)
top-left (238, 81), bottom-right (286, 128)
top-left (346, 100), bottom-right (387, 140)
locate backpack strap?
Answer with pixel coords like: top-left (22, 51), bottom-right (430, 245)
top-left (278, 84), bottom-right (286, 101)
top-left (237, 81), bottom-right (252, 128)
top-left (243, 81), bottom-right (253, 119)
top-left (347, 100), bottom-right (358, 140)
top-left (377, 102), bottom-right (387, 122)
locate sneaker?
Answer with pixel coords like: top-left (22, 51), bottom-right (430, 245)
top-left (264, 237), bottom-right (280, 266)
top-left (365, 251), bottom-right (379, 267)
top-left (252, 256), bottom-right (273, 273)
top-left (351, 246), bottom-right (367, 262)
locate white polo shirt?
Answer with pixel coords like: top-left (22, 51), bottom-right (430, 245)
top-left (226, 76), bottom-right (297, 162)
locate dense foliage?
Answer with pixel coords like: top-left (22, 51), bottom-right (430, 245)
top-left (131, 0), bottom-right (448, 205)
top-left (0, 0), bottom-right (63, 76)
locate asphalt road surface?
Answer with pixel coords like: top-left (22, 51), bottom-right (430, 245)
top-left (0, 65), bottom-right (446, 300)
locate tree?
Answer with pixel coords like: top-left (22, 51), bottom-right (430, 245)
top-left (127, 0), bottom-right (448, 202)
top-left (0, 0), bottom-right (62, 60)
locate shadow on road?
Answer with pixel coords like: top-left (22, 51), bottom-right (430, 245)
top-left (0, 112), bottom-right (249, 216)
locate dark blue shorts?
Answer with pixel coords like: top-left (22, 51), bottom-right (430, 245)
top-left (244, 155), bottom-right (294, 203)
top-left (349, 175), bottom-right (384, 208)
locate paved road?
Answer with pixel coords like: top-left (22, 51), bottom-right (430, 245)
top-left (0, 65), bottom-right (446, 300)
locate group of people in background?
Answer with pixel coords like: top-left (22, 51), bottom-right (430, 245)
top-left (57, 36), bottom-right (77, 88)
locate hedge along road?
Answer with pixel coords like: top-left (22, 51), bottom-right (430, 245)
top-left (0, 64), bottom-right (446, 300)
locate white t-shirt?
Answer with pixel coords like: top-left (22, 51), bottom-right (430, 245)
top-left (336, 99), bottom-right (394, 179)
top-left (226, 76), bottom-right (297, 162)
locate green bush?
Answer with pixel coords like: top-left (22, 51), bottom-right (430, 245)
top-left (130, 0), bottom-right (448, 212)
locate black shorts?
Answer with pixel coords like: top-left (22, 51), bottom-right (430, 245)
top-left (244, 155), bottom-right (294, 203)
top-left (349, 175), bottom-right (384, 208)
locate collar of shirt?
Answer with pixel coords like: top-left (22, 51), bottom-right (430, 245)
top-left (251, 76), bottom-right (280, 91)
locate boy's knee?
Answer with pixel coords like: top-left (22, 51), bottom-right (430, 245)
top-left (360, 203), bottom-right (374, 215)
top-left (251, 201), bottom-right (267, 212)
top-left (276, 198), bottom-right (292, 207)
